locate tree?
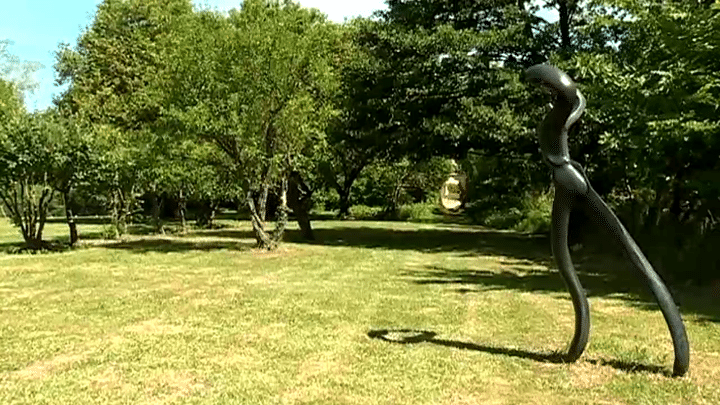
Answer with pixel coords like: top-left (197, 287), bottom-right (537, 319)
top-left (561, 0), bottom-right (720, 281)
top-left (0, 78), bottom-right (23, 120)
top-left (50, 115), bottom-right (95, 246)
top-left (54, 0), bottom-right (193, 130)
top-left (166, 0), bottom-right (341, 249)
top-left (54, 0), bottom-right (197, 236)
top-left (1, 39), bottom-right (42, 102)
top-left (330, 2), bottom-right (551, 219)
top-left (0, 113), bottom-right (73, 248)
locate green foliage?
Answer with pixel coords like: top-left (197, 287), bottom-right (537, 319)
top-left (514, 189), bottom-right (554, 233)
top-left (0, 79), bottom-right (23, 120)
top-left (351, 157), bottom-right (454, 216)
top-left (465, 187), bottom-right (553, 234)
top-left (0, 39), bottom-right (42, 100)
top-left (547, 0), bottom-right (720, 282)
top-left (55, 0), bottom-right (193, 129)
top-left (0, 112), bottom-right (78, 247)
top-left (312, 187), bottom-right (340, 212)
top-left (397, 202), bottom-right (440, 222)
top-left (348, 204), bottom-right (383, 220)
top-left (54, 0), bottom-right (198, 236)
top-left (166, 0), bottom-right (339, 182)
top-left (161, 0), bottom-right (343, 248)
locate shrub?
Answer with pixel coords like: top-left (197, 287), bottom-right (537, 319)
top-left (349, 205), bottom-right (383, 220)
top-left (398, 202), bottom-right (439, 222)
top-left (513, 190), bottom-right (553, 233)
top-left (465, 189), bottom-right (553, 234)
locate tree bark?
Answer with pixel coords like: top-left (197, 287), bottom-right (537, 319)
top-left (177, 189), bottom-right (187, 233)
top-left (558, 0), bottom-right (571, 51)
top-left (110, 188), bottom-right (132, 237)
top-left (248, 178), bottom-right (289, 250)
top-left (335, 167), bottom-right (363, 218)
top-left (150, 190), bottom-right (164, 235)
top-left (196, 200), bottom-right (218, 228)
top-left (63, 189), bottom-right (79, 246)
top-left (287, 172), bottom-right (314, 240)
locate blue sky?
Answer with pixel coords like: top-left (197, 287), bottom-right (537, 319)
top-left (2, 1), bottom-right (555, 112)
top-left (0, 0), bottom-right (388, 112)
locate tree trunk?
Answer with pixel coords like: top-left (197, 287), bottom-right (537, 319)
top-left (177, 189), bottom-right (187, 233)
top-left (195, 200), bottom-right (218, 228)
top-left (335, 167), bottom-right (363, 218)
top-left (2, 181), bottom-right (56, 250)
top-left (288, 172), bottom-right (314, 240)
top-left (248, 178), bottom-right (289, 250)
top-left (558, 0), bottom-right (571, 51)
top-left (63, 189), bottom-right (78, 246)
top-left (110, 188), bottom-right (132, 237)
top-left (337, 187), bottom-right (352, 218)
top-left (150, 190), bottom-right (164, 235)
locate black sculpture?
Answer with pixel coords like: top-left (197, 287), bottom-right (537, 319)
top-left (525, 63), bottom-right (690, 377)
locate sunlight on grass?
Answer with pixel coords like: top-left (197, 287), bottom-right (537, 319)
top-left (0, 219), bottom-right (718, 404)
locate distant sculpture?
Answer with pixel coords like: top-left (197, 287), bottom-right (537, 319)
top-left (439, 171), bottom-right (467, 213)
top-left (525, 63), bottom-right (689, 377)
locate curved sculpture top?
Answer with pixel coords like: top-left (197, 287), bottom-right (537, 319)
top-left (525, 64), bottom-right (586, 167)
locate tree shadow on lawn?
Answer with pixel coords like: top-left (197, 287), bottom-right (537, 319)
top-left (285, 224), bottom-right (554, 262)
top-left (77, 226), bottom-right (257, 254)
top-left (41, 221), bottom-right (715, 322)
top-left (367, 328), bottom-right (672, 377)
top-left (410, 264), bottom-right (646, 303)
top-left (101, 237), bottom-right (256, 253)
top-left (407, 263), bottom-right (720, 324)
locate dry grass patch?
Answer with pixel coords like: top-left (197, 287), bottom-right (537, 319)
top-left (90, 366), bottom-right (127, 390)
top-left (440, 376), bottom-right (514, 405)
top-left (144, 370), bottom-right (208, 405)
top-left (689, 351), bottom-right (720, 386)
top-left (571, 361), bottom-right (617, 389)
top-left (125, 319), bottom-right (185, 335)
top-left (297, 353), bottom-right (349, 382)
top-left (15, 352), bottom-right (89, 380)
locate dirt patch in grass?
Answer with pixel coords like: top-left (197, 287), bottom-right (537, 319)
top-left (571, 361), bottom-right (616, 389)
top-left (441, 376), bottom-right (513, 404)
top-left (145, 370), bottom-right (207, 405)
top-left (280, 384), bottom-right (331, 404)
top-left (90, 366), bottom-right (127, 390)
top-left (297, 353), bottom-right (348, 382)
top-left (689, 351), bottom-right (720, 386)
top-left (247, 273), bottom-right (280, 285)
top-left (15, 352), bottom-right (89, 380)
top-left (209, 350), bottom-right (262, 368)
top-left (125, 319), bottom-right (184, 335)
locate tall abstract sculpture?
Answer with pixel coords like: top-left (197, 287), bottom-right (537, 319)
top-left (525, 64), bottom-right (690, 377)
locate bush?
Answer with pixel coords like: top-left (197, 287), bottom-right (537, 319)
top-left (349, 205), bottom-right (383, 220)
top-left (312, 188), bottom-right (340, 212)
top-left (397, 202), bottom-right (439, 222)
top-left (465, 189), bottom-right (553, 234)
top-left (513, 190), bottom-right (553, 233)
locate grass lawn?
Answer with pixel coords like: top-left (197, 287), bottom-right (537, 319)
top-left (1, 218), bottom-right (719, 404)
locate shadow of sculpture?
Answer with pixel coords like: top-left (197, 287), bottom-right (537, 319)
top-left (367, 328), bottom-right (672, 377)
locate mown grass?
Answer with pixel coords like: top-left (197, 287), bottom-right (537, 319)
top-left (1, 218), bottom-right (719, 404)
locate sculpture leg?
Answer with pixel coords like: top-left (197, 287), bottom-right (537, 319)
top-left (582, 186), bottom-right (690, 376)
top-left (552, 185), bottom-right (591, 362)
